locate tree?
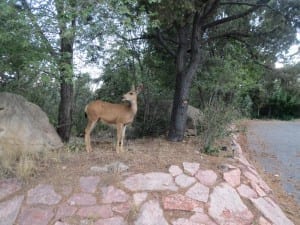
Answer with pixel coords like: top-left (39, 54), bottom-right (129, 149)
top-left (138, 0), bottom-right (299, 141)
top-left (16, 0), bottom-right (108, 142)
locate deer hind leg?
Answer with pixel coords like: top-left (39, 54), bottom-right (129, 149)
top-left (85, 120), bottom-right (97, 153)
top-left (116, 123), bottom-right (125, 154)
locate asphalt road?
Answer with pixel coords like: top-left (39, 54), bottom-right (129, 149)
top-left (246, 120), bottom-right (300, 205)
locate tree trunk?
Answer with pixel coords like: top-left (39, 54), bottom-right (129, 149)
top-left (56, 39), bottom-right (74, 142)
top-left (57, 81), bottom-right (73, 142)
top-left (167, 14), bottom-right (203, 141)
top-left (55, 0), bottom-right (76, 142)
top-left (168, 71), bottom-right (192, 141)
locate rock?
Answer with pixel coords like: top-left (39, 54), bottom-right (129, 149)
top-left (101, 186), bottom-right (129, 203)
top-left (112, 202), bottom-right (131, 216)
top-left (27, 184), bottom-right (62, 205)
top-left (186, 105), bottom-right (204, 136)
top-left (185, 182), bottom-right (210, 203)
top-left (0, 92), bottom-right (63, 154)
top-left (243, 170), bottom-right (272, 194)
top-left (223, 168), bottom-right (241, 187)
top-left (169, 165), bottom-right (183, 177)
top-left (183, 162), bottom-right (200, 176)
top-left (133, 192), bottom-right (148, 206)
top-left (162, 194), bottom-right (201, 211)
top-left (208, 183), bottom-right (254, 225)
top-left (80, 176), bottom-right (100, 193)
top-left (134, 200), bottom-right (168, 225)
top-left (95, 216), bottom-right (127, 225)
top-left (172, 218), bottom-right (198, 225)
top-left (67, 193), bottom-right (96, 206)
top-left (258, 216), bottom-right (272, 225)
top-left (77, 205), bottom-right (113, 219)
top-left (122, 172), bottom-right (178, 191)
top-left (0, 195), bottom-right (24, 225)
top-left (0, 178), bottom-right (22, 201)
top-left (237, 184), bottom-right (258, 199)
top-left (17, 207), bottom-right (54, 225)
top-left (54, 222), bottom-right (71, 225)
top-left (55, 203), bottom-right (77, 220)
top-left (195, 170), bottom-right (217, 186)
top-left (175, 174), bottom-right (196, 188)
top-left (91, 162), bottom-right (129, 173)
top-left (250, 181), bottom-right (266, 197)
top-left (190, 212), bottom-right (217, 225)
top-left (172, 211), bottom-right (217, 225)
top-left (251, 197), bottom-right (294, 225)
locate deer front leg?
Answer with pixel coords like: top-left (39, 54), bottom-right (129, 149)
top-left (116, 123), bottom-right (123, 154)
top-left (120, 125), bottom-right (127, 153)
top-left (85, 120), bottom-right (97, 153)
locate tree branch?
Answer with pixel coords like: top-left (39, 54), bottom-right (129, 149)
top-left (156, 29), bottom-right (177, 57)
top-left (203, 0), bottom-right (271, 30)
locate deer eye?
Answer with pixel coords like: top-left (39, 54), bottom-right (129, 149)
top-left (129, 92), bottom-right (133, 95)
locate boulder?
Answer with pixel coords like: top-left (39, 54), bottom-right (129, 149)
top-left (186, 105), bottom-right (203, 136)
top-left (0, 92), bottom-right (63, 153)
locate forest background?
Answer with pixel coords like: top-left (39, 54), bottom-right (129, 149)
top-left (1, 0), bottom-right (299, 152)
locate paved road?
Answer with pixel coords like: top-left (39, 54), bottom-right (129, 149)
top-left (246, 120), bottom-right (300, 205)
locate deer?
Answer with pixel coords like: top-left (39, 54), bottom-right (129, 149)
top-left (84, 84), bottom-right (143, 153)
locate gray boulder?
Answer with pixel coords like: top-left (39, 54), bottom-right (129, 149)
top-left (186, 105), bottom-right (203, 136)
top-left (0, 92), bottom-right (63, 154)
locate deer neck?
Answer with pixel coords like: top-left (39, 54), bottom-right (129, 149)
top-left (127, 100), bottom-right (138, 115)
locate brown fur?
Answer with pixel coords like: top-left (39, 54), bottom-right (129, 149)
top-left (84, 85), bottom-right (142, 153)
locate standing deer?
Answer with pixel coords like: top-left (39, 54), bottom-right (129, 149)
top-left (84, 84), bottom-right (143, 153)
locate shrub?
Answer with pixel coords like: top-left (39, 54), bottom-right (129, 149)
top-left (197, 99), bottom-right (240, 154)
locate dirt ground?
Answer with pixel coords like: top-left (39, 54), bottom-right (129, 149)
top-left (21, 131), bottom-right (300, 224)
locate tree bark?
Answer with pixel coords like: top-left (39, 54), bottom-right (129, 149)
top-left (55, 0), bottom-right (76, 142)
top-left (57, 81), bottom-right (73, 142)
top-left (168, 13), bottom-right (203, 141)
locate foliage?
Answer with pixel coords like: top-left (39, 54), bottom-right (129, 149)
top-left (73, 73), bottom-right (94, 135)
top-left (0, 0), bottom-right (299, 144)
top-left (197, 98), bottom-right (240, 154)
top-left (0, 147), bottom-right (62, 180)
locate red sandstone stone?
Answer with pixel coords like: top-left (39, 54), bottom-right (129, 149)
top-left (77, 205), bottom-right (113, 219)
top-left (208, 183), bottom-right (254, 225)
top-left (95, 216), bottom-right (126, 225)
top-left (67, 193), bottom-right (96, 206)
top-left (169, 165), bottom-right (183, 176)
top-left (185, 182), bottom-right (210, 203)
top-left (175, 174), bottom-right (196, 188)
top-left (163, 194), bottom-right (201, 211)
top-left (183, 162), bottom-right (200, 176)
top-left (55, 203), bottom-right (77, 220)
top-left (101, 186), bottom-right (129, 204)
top-left (237, 184), bottom-right (258, 199)
top-left (112, 202), bottom-right (131, 216)
top-left (223, 168), bottom-right (241, 187)
top-left (79, 176), bottom-right (100, 193)
top-left (0, 178), bottom-right (22, 201)
top-left (27, 184), bottom-right (62, 205)
top-left (195, 170), bottom-right (217, 186)
top-left (18, 207), bottom-right (54, 225)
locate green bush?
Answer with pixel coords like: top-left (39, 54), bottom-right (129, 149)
top-left (197, 99), bottom-right (240, 154)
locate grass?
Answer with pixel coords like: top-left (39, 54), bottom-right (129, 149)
top-left (0, 147), bottom-right (63, 180)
